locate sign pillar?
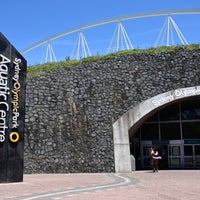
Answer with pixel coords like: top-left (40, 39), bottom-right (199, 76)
top-left (0, 33), bottom-right (27, 182)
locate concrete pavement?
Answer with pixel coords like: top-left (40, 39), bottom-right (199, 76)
top-left (0, 170), bottom-right (199, 200)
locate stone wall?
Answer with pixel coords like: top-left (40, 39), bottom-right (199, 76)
top-left (24, 48), bottom-right (200, 173)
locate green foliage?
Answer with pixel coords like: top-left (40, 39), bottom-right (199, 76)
top-left (27, 44), bottom-right (199, 78)
top-left (27, 60), bottom-right (79, 78)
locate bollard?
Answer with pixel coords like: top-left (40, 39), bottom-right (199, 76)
top-left (130, 155), bottom-right (136, 171)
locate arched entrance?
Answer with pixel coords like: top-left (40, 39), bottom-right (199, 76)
top-left (113, 86), bottom-right (200, 173)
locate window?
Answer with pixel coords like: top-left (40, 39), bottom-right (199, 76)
top-left (182, 122), bottom-right (200, 139)
top-left (138, 98), bottom-right (200, 142)
top-left (143, 146), bottom-right (152, 156)
top-left (184, 145), bottom-right (193, 156)
top-left (169, 146), bottom-right (180, 156)
top-left (160, 104), bottom-right (180, 121)
top-left (146, 114), bottom-right (158, 122)
top-left (141, 124), bottom-right (159, 140)
top-left (181, 100), bottom-right (200, 120)
top-left (195, 145), bottom-right (200, 155)
top-left (160, 123), bottom-right (181, 140)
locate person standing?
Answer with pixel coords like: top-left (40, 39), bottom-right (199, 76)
top-left (151, 148), bottom-right (159, 172)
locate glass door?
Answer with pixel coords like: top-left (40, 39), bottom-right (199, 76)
top-left (168, 145), bottom-right (182, 168)
top-left (142, 145), bottom-right (152, 169)
top-left (184, 145), bottom-right (200, 168)
top-left (184, 145), bottom-right (194, 167)
top-left (194, 145), bottom-right (200, 167)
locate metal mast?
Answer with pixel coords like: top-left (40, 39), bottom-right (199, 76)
top-left (71, 31), bottom-right (92, 60)
top-left (155, 15), bottom-right (188, 47)
top-left (45, 41), bottom-right (57, 63)
top-left (108, 22), bottom-right (133, 53)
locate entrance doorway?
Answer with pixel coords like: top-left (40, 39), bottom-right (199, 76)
top-left (130, 98), bottom-right (200, 170)
top-left (140, 142), bottom-right (169, 169)
top-left (138, 141), bottom-right (200, 169)
top-left (168, 144), bottom-right (182, 168)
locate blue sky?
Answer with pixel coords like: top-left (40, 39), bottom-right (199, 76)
top-left (1, 0), bottom-right (200, 65)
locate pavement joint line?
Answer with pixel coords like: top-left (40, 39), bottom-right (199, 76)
top-left (19, 173), bottom-right (139, 200)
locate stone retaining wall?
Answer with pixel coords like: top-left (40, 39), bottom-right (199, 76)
top-left (24, 48), bottom-right (200, 173)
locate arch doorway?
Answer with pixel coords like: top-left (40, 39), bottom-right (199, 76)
top-left (113, 86), bottom-right (200, 173)
top-left (130, 97), bottom-right (200, 170)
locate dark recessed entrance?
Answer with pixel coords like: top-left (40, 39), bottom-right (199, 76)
top-left (130, 97), bottom-right (200, 170)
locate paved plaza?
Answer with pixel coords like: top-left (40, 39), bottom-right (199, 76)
top-left (0, 170), bottom-right (199, 200)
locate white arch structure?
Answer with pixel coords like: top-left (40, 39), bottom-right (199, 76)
top-left (113, 86), bottom-right (200, 173)
top-left (21, 8), bottom-right (200, 62)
